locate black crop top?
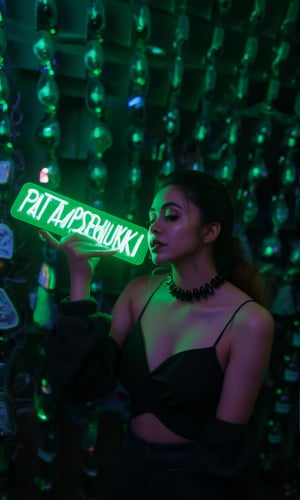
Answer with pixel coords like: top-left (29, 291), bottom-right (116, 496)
top-left (119, 287), bottom-right (255, 440)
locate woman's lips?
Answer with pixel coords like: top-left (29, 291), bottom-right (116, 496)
top-left (150, 240), bottom-right (166, 252)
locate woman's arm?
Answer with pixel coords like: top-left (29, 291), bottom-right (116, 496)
top-left (186, 304), bottom-right (274, 499)
top-left (38, 230), bottom-right (135, 401)
top-left (216, 302), bottom-right (274, 423)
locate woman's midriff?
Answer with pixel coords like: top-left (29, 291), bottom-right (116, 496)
top-left (131, 412), bottom-right (193, 444)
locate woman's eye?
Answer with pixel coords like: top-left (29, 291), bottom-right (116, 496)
top-left (165, 215), bottom-right (179, 221)
top-left (147, 214), bottom-right (179, 225)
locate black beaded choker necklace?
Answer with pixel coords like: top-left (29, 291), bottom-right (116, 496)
top-left (166, 273), bottom-right (224, 302)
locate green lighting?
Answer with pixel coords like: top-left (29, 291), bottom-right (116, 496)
top-left (263, 246), bottom-right (273, 257)
top-left (11, 183), bottom-right (149, 265)
top-left (256, 134), bottom-right (264, 145)
top-left (37, 410), bottom-right (49, 422)
top-left (251, 167), bottom-right (261, 178)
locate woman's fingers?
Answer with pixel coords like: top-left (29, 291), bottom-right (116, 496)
top-left (39, 230), bottom-right (60, 248)
top-left (67, 242), bottom-right (118, 258)
top-left (67, 245), bottom-right (118, 260)
top-left (80, 248), bottom-right (118, 258)
top-left (38, 230), bottom-right (118, 257)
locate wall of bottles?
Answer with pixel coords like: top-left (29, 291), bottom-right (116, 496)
top-left (0, 0), bottom-right (299, 498)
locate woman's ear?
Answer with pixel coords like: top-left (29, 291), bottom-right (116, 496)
top-left (201, 222), bottom-right (221, 244)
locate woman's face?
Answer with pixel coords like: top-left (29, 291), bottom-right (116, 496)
top-left (147, 184), bottom-right (204, 265)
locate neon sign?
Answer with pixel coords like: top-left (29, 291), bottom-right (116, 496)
top-left (10, 183), bottom-right (149, 265)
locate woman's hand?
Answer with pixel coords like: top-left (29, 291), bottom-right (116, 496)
top-left (39, 230), bottom-right (118, 300)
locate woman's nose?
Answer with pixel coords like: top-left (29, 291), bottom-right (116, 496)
top-left (150, 219), bottom-right (161, 234)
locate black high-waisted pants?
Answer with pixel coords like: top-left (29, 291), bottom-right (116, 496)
top-left (108, 425), bottom-right (195, 500)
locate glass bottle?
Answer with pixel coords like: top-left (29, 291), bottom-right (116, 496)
top-left (274, 384), bottom-right (292, 415)
top-left (267, 415), bottom-right (283, 445)
top-left (283, 350), bottom-right (299, 384)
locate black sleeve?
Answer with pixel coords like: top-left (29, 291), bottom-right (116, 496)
top-left (185, 417), bottom-right (259, 500)
top-left (45, 298), bottom-right (119, 403)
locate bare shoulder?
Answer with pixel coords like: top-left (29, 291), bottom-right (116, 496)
top-left (110, 272), bottom-right (166, 345)
top-left (216, 299), bottom-right (275, 422)
top-left (231, 299), bottom-right (275, 353)
top-left (237, 300), bottom-right (274, 336)
top-left (218, 281), bottom-right (274, 340)
top-left (122, 272), bottom-right (167, 311)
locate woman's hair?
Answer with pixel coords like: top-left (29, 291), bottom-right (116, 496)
top-left (158, 170), bottom-right (271, 307)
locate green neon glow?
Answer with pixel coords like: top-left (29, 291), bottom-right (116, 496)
top-left (37, 410), bottom-right (49, 422)
top-left (10, 183), bottom-right (149, 265)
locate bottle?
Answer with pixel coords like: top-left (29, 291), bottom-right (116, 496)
top-left (80, 418), bottom-right (99, 500)
top-left (288, 320), bottom-right (300, 349)
top-left (283, 350), bottom-right (299, 384)
top-left (35, 426), bottom-right (56, 493)
top-left (0, 389), bottom-right (16, 486)
top-left (267, 415), bottom-right (284, 445)
top-left (274, 384), bottom-right (292, 416)
top-left (260, 444), bottom-right (275, 472)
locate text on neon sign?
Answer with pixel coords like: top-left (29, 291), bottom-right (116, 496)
top-left (10, 183), bottom-right (149, 265)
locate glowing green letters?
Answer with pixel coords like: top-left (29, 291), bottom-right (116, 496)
top-left (10, 183), bottom-right (149, 265)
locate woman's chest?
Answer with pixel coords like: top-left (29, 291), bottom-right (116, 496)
top-left (137, 300), bottom-right (231, 372)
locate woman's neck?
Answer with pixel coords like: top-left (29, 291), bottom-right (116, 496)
top-left (170, 263), bottom-right (218, 290)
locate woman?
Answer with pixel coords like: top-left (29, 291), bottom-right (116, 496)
top-left (43, 170), bottom-right (274, 499)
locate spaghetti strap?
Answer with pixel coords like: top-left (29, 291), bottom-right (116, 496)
top-left (138, 278), bottom-right (165, 321)
top-left (214, 299), bottom-right (255, 346)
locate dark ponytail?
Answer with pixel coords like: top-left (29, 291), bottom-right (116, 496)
top-left (158, 170), bottom-right (272, 308)
top-left (216, 236), bottom-right (272, 307)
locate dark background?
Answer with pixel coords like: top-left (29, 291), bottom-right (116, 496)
top-left (3, 0), bottom-right (300, 293)
top-left (0, 1), bottom-right (299, 499)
